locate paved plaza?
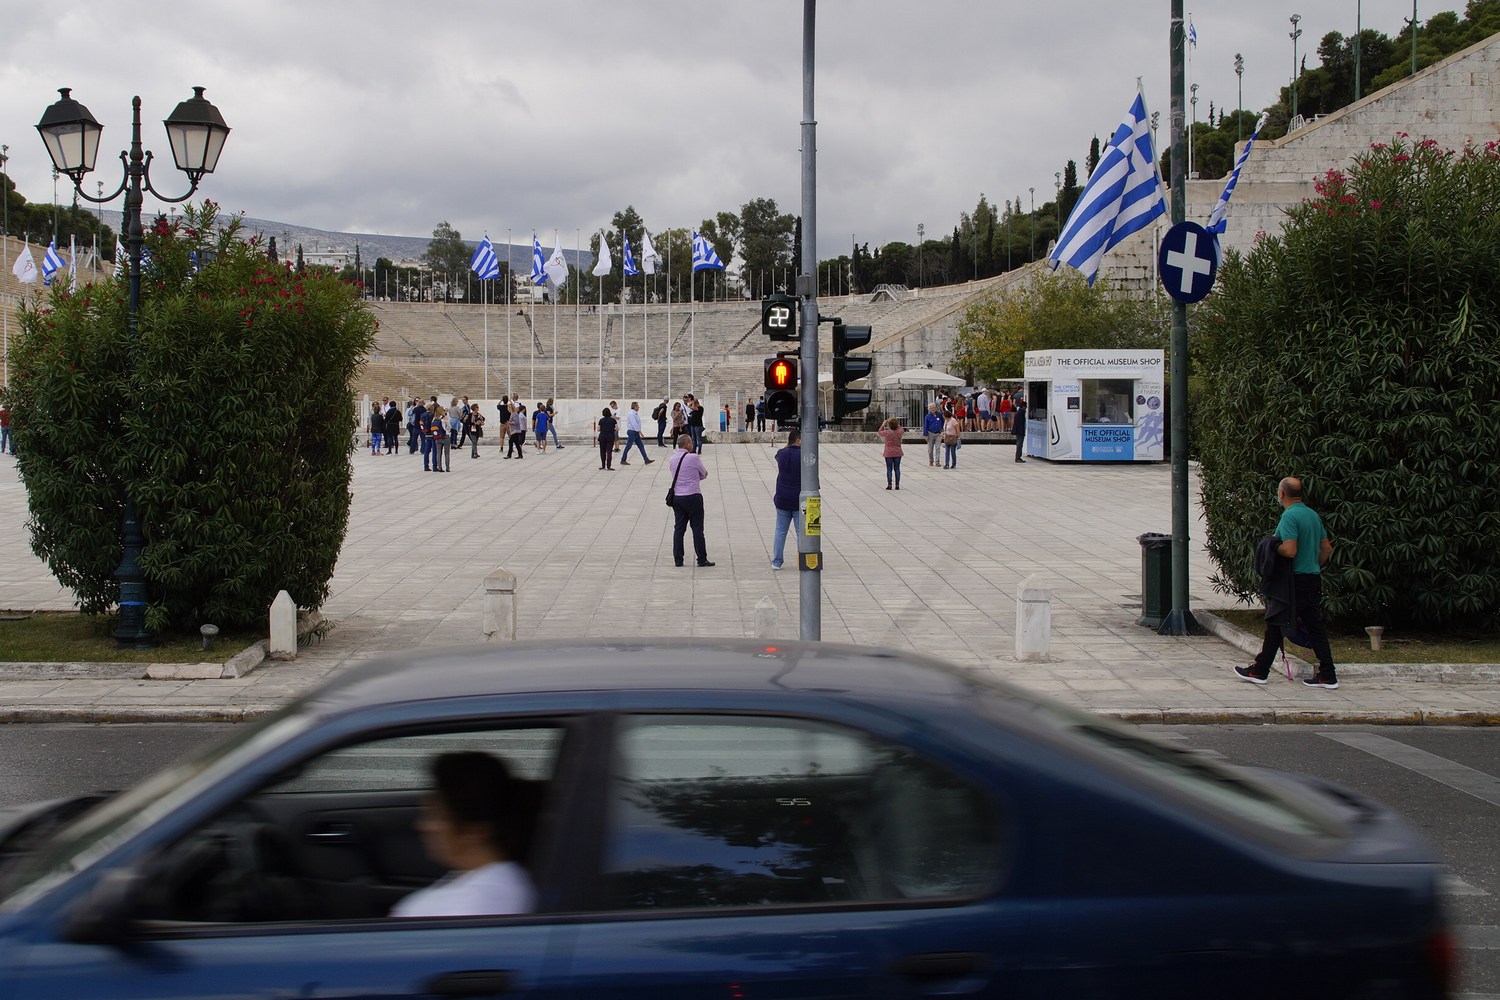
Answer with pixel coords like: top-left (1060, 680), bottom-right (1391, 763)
top-left (1, 438), bottom-right (1496, 723)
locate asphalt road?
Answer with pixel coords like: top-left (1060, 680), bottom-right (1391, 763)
top-left (0, 722), bottom-right (1496, 996)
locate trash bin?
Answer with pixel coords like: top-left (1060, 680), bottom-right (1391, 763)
top-left (1136, 533), bottom-right (1173, 628)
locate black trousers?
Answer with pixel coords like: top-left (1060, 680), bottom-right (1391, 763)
top-left (598, 436), bottom-right (615, 469)
top-left (1014, 426), bottom-right (1026, 460)
top-left (672, 493), bottom-right (708, 565)
top-left (1253, 573), bottom-right (1337, 678)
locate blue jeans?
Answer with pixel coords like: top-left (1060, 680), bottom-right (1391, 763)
top-left (944, 443), bottom-right (957, 467)
top-left (3, 427), bottom-right (12, 453)
top-left (421, 435), bottom-right (433, 469)
top-left (772, 507), bottom-right (801, 568)
top-left (550, 422), bottom-right (563, 448)
top-left (622, 430), bottom-right (649, 463)
top-left (885, 456), bottom-right (902, 486)
top-left (689, 425), bottom-right (703, 452)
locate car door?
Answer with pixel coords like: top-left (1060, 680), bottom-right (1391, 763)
top-left (10, 715), bottom-right (594, 1000)
top-left (549, 709), bottom-right (1031, 1000)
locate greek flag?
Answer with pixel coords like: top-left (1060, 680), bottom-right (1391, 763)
top-left (1188, 18), bottom-right (1197, 47)
top-left (470, 234), bottom-right (500, 280)
top-left (1049, 88), bottom-right (1166, 286)
top-left (691, 231), bottom-right (724, 271)
top-left (1207, 113), bottom-right (1269, 236)
top-left (622, 235), bottom-right (639, 277)
top-left (530, 233), bottom-right (546, 285)
top-left (41, 240), bottom-right (66, 286)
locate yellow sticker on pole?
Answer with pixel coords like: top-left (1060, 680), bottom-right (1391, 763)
top-left (803, 497), bottom-right (821, 536)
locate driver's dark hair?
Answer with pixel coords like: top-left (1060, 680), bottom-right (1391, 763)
top-left (431, 751), bottom-right (515, 857)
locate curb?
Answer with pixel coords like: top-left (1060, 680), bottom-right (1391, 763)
top-left (2, 705), bottom-right (1493, 726)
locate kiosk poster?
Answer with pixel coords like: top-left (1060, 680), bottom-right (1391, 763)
top-left (1082, 425), bottom-right (1135, 460)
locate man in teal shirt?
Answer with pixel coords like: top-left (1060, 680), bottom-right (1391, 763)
top-left (1235, 477), bottom-right (1340, 688)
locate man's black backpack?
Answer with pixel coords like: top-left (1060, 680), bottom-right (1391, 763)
top-left (652, 402), bottom-right (667, 421)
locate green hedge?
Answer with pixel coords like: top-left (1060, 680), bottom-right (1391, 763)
top-left (6, 204), bottom-right (375, 632)
top-left (1195, 138), bottom-right (1500, 627)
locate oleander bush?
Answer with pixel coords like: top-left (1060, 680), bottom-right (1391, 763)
top-left (5, 203), bottom-right (375, 632)
top-left (1195, 137), bottom-right (1500, 627)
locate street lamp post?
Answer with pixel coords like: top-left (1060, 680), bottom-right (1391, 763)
top-left (915, 222), bottom-right (923, 288)
top-left (1054, 171), bottom-right (1062, 233)
top-left (1235, 53), bottom-right (1245, 143)
top-left (1189, 82), bottom-right (1199, 177)
top-left (1290, 14), bottom-right (1303, 123)
top-left (36, 86), bottom-right (230, 648)
top-left (1028, 187), bottom-right (1035, 261)
top-left (1355, 2), bottom-right (1362, 100)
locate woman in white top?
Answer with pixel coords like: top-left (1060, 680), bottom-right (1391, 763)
top-left (390, 751), bottom-right (537, 918)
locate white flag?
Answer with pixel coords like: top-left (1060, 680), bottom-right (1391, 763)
top-left (591, 230), bottom-right (612, 277)
top-left (12, 247), bottom-right (38, 284)
top-left (544, 236), bottom-right (568, 287)
top-left (69, 236), bottom-right (78, 293)
top-left (114, 239), bottom-right (127, 278)
top-left (640, 229), bottom-right (659, 275)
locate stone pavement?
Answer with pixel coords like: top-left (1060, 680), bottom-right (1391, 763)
top-left (1, 439), bottom-right (1496, 724)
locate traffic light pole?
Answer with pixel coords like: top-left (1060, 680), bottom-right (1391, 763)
top-left (798, 0), bottom-right (821, 641)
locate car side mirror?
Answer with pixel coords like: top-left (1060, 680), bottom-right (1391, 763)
top-left (63, 868), bottom-right (143, 947)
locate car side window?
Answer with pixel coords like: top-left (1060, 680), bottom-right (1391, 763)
top-left (135, 723), bottom-right (568, 925)
top-left (601, 715), bottom-right (1002, 911)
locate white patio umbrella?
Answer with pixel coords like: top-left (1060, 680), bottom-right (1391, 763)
top-left (878, 366), bottom-right (966, 388)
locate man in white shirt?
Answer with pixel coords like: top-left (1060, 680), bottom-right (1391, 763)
top-left (619, 401), bottom-right (655, 466)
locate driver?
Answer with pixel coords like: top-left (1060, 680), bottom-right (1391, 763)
top-left (390, 751), bottom-right (537, 918)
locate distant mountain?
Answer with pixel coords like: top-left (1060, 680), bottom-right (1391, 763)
top-left (94, 211), bottom-right (583, 271)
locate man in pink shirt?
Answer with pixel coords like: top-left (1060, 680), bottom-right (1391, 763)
top-left (666, 433), bottom-right (714, 567)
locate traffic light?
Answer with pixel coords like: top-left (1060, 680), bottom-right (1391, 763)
top-left (831, 321), bottom-right (873, 420)
top-left (762, 293), bottom-right (799, 341)
top-left (764, 354), bottom-right (799, 423)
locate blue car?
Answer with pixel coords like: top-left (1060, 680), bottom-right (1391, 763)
top-left (0, 640), bottom-right (1458, 998)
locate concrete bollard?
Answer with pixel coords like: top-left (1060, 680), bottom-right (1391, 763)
top-left (483, 569), bottom-right (517, 641)
top-left (1365, 626), bottom-right (1385, 651)
top-left (1014, 574), bottom-right (1052, 662)
top-left (268, 590), bottom-right (298, 659)
top-left (755, 596), bottom-right (777, 639)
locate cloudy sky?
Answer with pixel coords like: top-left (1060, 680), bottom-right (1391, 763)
top-left (2, 1), bottom-right (1425, 260)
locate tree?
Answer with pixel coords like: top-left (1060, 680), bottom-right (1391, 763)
top-left (5, 202), bottom-right (376, 632)
top-left (951, 269), bottom-right (1165, 382)
top-left (423, 220), bottom-right (470, 281)
top-left (1059, 160), bottom-right (1081, 224)
top-left (1194, 138), bottom-right (1500, 627)
top-left (738, 197), bottom-right (796, 278)
top-left (1086, 136), bottom-right (1102, 178)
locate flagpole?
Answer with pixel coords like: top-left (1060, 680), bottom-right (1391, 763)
top-left (665, 232), bottom-right (673, 396)
top-left (507, 228), bottom-right (513, 398)
top-left (574, 227), bottom-right (581, 397)
top-left (552, 230), bottom-right (559, 400)
top-left (690, 267), bottom-right (696, 392)
top-left (642, 235), bottom-right (649, 398)
top-left (483, 270), bottom-right (490, 399)
top-left (620, 226), bottom-right (627, 398)
top-left (598, 231), bottom-right (604, 397)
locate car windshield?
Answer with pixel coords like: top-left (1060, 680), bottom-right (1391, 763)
top-left (970, 680), bottom-right (1344, 839)
top-left (0, 708), bottom-right (312, 908)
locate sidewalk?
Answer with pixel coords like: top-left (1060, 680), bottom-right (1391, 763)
top-left (1, 443), bottom-right (1496, 724)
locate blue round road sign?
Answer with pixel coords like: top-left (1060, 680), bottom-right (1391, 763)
top-left (1157, 221), bottom-right (1218, 303)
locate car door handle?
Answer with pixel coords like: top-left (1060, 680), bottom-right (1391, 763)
top-left (888, 951), bottom-right (986, 978)
top-left (424, 969), bottom-right (513, 996)
top-left (306, 821), bottom-right (354, 841)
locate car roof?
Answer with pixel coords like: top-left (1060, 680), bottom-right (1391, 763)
top-left (301, 638), bottom-right (995, 718)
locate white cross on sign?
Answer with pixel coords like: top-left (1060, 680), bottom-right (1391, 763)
top-left (1165, 231), bottom-right (1212, 295)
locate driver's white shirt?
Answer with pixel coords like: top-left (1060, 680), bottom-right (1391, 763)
top-left (391, 861), bottom-right (536, 918)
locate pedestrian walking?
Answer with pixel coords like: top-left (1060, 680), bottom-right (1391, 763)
top-left (545, 398), bottom-right (564, 449)
top-left (506, 403), bottom-right (527, 459)
top-left (532, 403), bottom-right (550, 453)
top-left (1236, 477), bottom-right (1340, 689)
top-left (383, 400), bottom-right (401, 455)
top-left (596, 406), bottom-right (618, 470)
top-left (879, 417), bottom-right (905, 489)
top-left (430, 406), bottom-right (451, 472)
top-left (619, 402), bottom-right (655, 466)
top-left (923, 404), bottom-right (943, 467)
top-left (653, 397), bottom-right (669, 447)
top-left (941, 411), bottom-right (961, 469)
top-left (770, 427), bottom-right (801, 570)
top-left (686, 395), bottom-right (705, 452)
top-left (0, 404), bottom-right (11, 456)
top-left (667, 434), bottom-right (713, 567)
top-left (1013, 401), bottom-right (1027, 463)
top-left (368, 402), bottom-right (383, 456)
top-left (467, 405), bottom-right (485, 458)
top-left (456, 396), bottom-right (472, 449)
